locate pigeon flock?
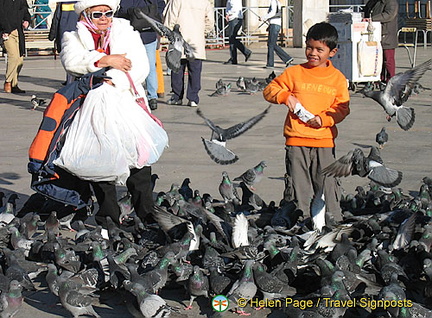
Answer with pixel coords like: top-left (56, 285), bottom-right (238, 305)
top-left (1, 155), bottom-right (432, 318)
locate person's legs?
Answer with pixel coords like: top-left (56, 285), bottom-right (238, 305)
top-left (312, 147), bottom-right (342, 222)
top-left (3, 30), bottom-right (23, 89)
top-left (227, 19), bottom-right (239, 63)
top-left (144, 40), bottom-right (158, 101)
top-left (185, 59), bottom-right (202, 105)
top-left (91, 181), bottom-right (121, 227)
top-left (284, 146), bottom-right (313, 215)
top-left (266, 24), bottom-right (278, 67)
top-left (231, 18), bottom-right (251, 58)
top-left (170, 59), bottom-right (186, 102)
top-left (126, 166), bottom-right (154, 223)
top-left (382, 48), bottom-right (396, 83)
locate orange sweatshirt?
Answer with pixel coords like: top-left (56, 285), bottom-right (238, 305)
top-left (263, 60), bottom-right (350, 147)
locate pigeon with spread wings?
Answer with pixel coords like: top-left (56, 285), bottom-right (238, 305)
top-left (362, 58), bottom-right (431, 131)
top-left (322, 147), bottom-right (402, 187)
top-left (134, 10), bottom-right (195, 73)
top-left (197, 105), bottom-right (271, 165)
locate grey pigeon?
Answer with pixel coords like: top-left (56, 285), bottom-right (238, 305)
top-left (118, 192), bottom-right (134, 225)
top-left (124, 280), bottom-right (175, 318)
top-left (375, 126), bottom-right (388, 149)
top-left (58, 280), bottom-right (100, 318)
top-left (234, 160), bottom-right (267, 190)
top-left (45, 211), bottom-right (60, 237)
top-left (210, 82), bottom-right (231, 97)
top-left (134, 11), bottom-right (195, 73)
top-left (322, 147), bottom-right (403, 187)
top-left (218, 171), bottom-right (240, 204)
top-left (197, 106), bottom-right (271, 165)
top-left (185, 265), bottom-right (209, 310)
top-left (362, 58), bottom-right (432, 130)
top-left (0, 280), bottom-right (23, 318)
top-left (236, 76), bottom-right (246, 91)
top-left (30, 94), bottom-right (46, 110)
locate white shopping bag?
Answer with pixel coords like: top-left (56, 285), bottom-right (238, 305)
top-left (54, 83), bottom-right (168, 185)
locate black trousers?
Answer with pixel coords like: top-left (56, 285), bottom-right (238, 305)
top-left (92, 166), bottom-right (153, 227)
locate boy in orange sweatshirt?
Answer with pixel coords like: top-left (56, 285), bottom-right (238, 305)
top-left (263, 22), bottom-right (350, 230)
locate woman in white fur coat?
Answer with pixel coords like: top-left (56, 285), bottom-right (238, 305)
top-left (58, 0), bottom-right (165, 230)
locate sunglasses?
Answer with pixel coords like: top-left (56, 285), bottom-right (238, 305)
top-left (90, 10), bottom-right (114, 19)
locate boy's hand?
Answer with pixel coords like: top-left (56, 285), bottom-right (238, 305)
top-left (307, 115), bottom-right (322, 128)
top-left (286, 95), bottom-right (298, 112)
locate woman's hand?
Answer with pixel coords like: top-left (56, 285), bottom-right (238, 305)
top-left (98, 54), bottom-right (132, 72)
top-left (286, 95), bottom-right (299, 112)
top-left (307, 115), bottom-right (322, 128)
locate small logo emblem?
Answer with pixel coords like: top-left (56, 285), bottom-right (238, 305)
top-left (212, 295), bottom-right (229, 312)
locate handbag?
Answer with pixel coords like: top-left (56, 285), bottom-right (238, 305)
top-left (126, 0), bottom-right (162, 32)
top-left (126, 72), bottom-right (164, 128)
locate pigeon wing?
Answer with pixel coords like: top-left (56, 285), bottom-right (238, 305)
top-left (134, 9), bottom-right (173, 39)
top-left (224, 105), bottom-right (271, 140)
top-left (321, 150), bottom-right (356, 177)
top-left (388, 58), bottom-right (432, 105)
top-left (196, 108), bottom-right (224, 140)
top-left (201, 138), bottom-right (238, 165)
top-left (65, 290), bottom-right (93, 307)
top-left (152, 206), bottom-right (190, 233)
top-left (367, 165), bottom-right (402, 187)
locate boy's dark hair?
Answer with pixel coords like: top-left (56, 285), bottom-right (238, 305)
top-left (305, 22), bottom-right (338, 50)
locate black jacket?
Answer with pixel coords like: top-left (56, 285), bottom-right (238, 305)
top-left (117, 0), bottom-right (166, 44)
top-left (0, 0), bottom-right (31, 56)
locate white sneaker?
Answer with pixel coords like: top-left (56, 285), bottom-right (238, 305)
top-left (188, 101), bottom-right (198, 107)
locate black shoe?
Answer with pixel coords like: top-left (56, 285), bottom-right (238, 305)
top-left (149, 99), bottom-right (158, 110)
top-left (11, 86), bottom-right (26, 94)
top-left (167, 98), bottom-right (182, 105)
top-left (224, 59), bottom-right (237, 65)
top-left (245, 51), bottom-right (252, 62)
top-left (285, 57), bottom-right (294, 67)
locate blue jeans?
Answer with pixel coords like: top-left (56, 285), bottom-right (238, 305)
top-left (144, 40), bottom-right (158, 100)
top-left (227, 18), bottom-right (251, 63)
top-left (267, 24), bottom-right (292, 67)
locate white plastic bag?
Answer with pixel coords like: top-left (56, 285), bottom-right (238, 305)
top-left (357, 39), bottom-right (383, 77)
top-left (54, 83), bottom-right (169, 185)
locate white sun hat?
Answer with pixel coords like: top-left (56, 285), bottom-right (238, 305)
top-left (74, 0), bottom-right (120, 15)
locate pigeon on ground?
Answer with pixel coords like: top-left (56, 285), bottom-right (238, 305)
top-left (362, 58), bottom-right (432, 130)
top-left (234, 160), bottom-right (267, 190)
top-left (118, 192), bottom-right (134, 225)
top-left (179, 178), bottom-right (193, 202)
top-left (0, 280), bottom-right (23, 318)
top-left (236, 76), bottom-right (246, 91)
top-left (218, 171), bottom-right (240, 204)
top-left (375, 127), bottom-right (388, 149)
top-left (322, 147), bottom-right (403, 187)
top-left (244, 77), bottom-right (261, 94)
top-left (265, 71), bottom-right (276, 84)
top-left (58, 280), bottom-right (100, 318)
top-left (197, 106), bottom-right (271, 165)
top-left (210, 82), bottom-right (231, 97)
top-left (30, 94), bottom-right (46, 110)
top-left (134, 11), bottom-right (195, 73)
top-left (185, 265), bottom-right (209, 310)
top-left (124, 280), bottom-right (176, 318)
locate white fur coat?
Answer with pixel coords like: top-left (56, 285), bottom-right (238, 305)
top-left (60, 18), bottom-right (149, 96)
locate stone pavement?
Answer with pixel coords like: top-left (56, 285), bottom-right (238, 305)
top-left (0, 46), bottom-right (431, 317)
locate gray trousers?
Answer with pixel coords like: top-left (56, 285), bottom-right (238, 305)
top-left (284, 146), bottom-right (342, 221)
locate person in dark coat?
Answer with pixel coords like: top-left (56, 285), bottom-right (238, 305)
top-left (0, 0), bottom-right (31, 93)
top-left (363, 0), bottom-right (399, 84)
top-left (117, 0), bottom-right (166, 110)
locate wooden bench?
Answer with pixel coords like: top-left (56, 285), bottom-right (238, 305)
top-left (24, 29), bottom-right (56, 57)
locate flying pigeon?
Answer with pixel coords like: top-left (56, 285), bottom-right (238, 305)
top-left (322, 147), bottom-right (403, 187)
top-left (197, 105), bottom-right (271, 165)
top-left (375, 127), bottom-right (389, 149)
top-left (362, 58), bottom-right (432, 130)
top-left (134, 11), bottom-right (196, 73)
top-left (30, 94), bottom-right (46, 110)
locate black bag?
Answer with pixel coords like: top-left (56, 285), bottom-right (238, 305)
top-left (127, 0), bottom-right (162, 32)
